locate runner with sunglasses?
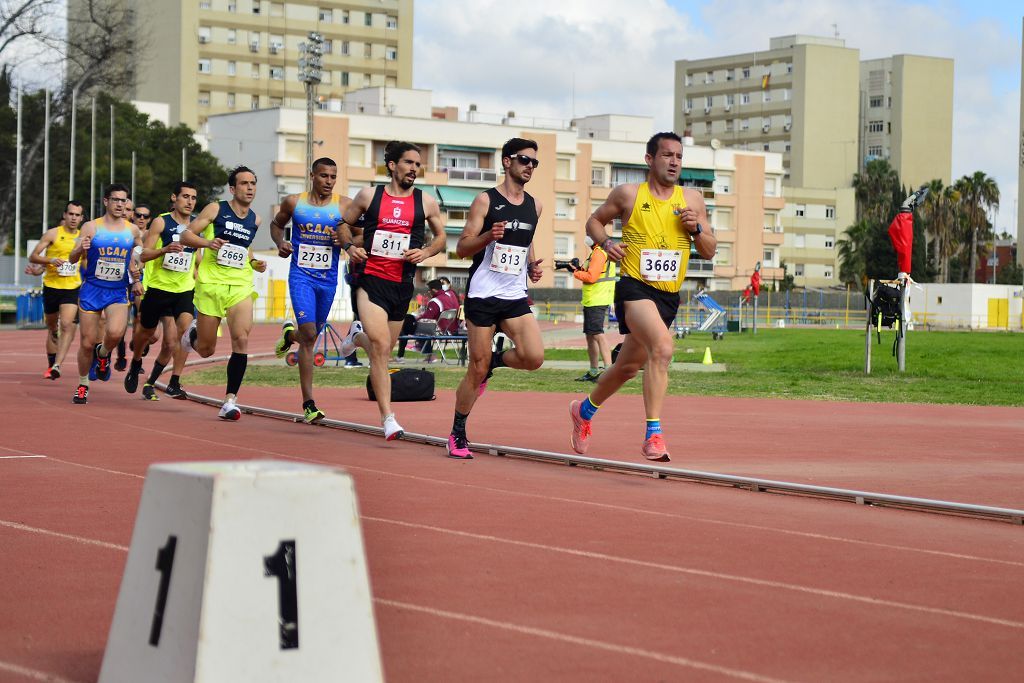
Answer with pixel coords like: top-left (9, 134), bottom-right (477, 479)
top-left (445, 138), bottom-right (545, 459)
top-left (569, 132), bottom-right (717, 462)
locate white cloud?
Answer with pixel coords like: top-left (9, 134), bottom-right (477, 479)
top-left (416, 0), bottom-right (1021, 237)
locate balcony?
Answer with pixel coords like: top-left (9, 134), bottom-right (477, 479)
top-left (442, 167), bottom-right (497, 183)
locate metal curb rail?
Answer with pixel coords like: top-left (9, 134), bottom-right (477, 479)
top-left (160, 361), bottom-right (1024, 527)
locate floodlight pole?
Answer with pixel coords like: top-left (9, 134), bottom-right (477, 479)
top-left (298, 31), bottom-right (323, 189)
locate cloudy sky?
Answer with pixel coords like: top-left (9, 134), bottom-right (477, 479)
top-left (415, 0), bottom-right (1022, 237)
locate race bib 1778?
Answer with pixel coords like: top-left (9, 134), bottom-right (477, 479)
top-left (95, 258), bottom-right (126, 282)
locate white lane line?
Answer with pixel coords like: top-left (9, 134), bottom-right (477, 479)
top-left (376, 598), bottom-right (788, 683)
top-left (0, 520), bottom-right (129, 552)
top-left (366, 516), bottom-right (1024, 631)
top-left (0, 518), bottom-right (784, 682)
top-left (0, 660), bottom-right (85, 683)
top-left (0, 455), bottom-right (46, 460)
top-left (23, 407), bottom-right (1024, 571)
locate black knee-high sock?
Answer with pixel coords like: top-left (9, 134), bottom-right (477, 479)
top-left (117, 339), bottom-right (126, 358)
top-left (168, 374), bottom-right (181, 388)
top-left (147, 360), bottom-right (166, 386)
top-left (226, 352), bottom-right (248, 396)
top-left (452, 411), bottom-right (469, 437)
top-left (47, 353), bottom-right (56, 367)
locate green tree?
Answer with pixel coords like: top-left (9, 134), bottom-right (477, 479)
top-left (953, 171), bottom-right (999, 283)
top-left (852, 158), bottom-right (901, 226)
top-left (917, 179), bottom-right (961, 283)
top-left (838, 219), bottom-right (871, 286)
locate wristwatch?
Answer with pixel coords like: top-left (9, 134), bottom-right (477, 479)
top-left (341, 242), bottom-right (353, 251)
top-left (692, 224), bottom-right (703, 236)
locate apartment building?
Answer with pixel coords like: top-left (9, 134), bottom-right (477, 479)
top-left (204, 88), bottom-right (786, 291)
top-left (675, 35), bottom-right (953, 288)
top-left (68, 0), bottom-right (413, 130)
top-left (860, 55), bottom-right (953, 187)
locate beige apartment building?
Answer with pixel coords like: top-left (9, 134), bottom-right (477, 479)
top-left (68, 0), bottom-right (413, 130)
top-left (675, 35), bottom-right (953, 288)
top-left (204, 88), bottom-right (786, 292)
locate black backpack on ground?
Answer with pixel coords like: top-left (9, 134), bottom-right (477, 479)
top-left (366, 369), bottom-right (435, 402)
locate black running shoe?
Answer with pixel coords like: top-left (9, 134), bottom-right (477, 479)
top-left (72, 384), bottom-right (89, 404)
top-left (114, 356), bottom-right (127, 372)
top-left (124, 363), bottom-right (142, 393)
top-left (142, 384), bottom-right (159, 401)
top-left (165, 384), bottom-right (188, 400)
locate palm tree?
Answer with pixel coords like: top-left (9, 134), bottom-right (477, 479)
top-left (852, 159), bottom-right (901, 226)
top-left (838, 219), bottom-right (872, 286)
top-left (918, 180), bottom-right (961, 283)
top-left (954, 172), bottom-right (999, 282)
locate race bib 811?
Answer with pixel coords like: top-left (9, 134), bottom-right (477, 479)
top-left (370, 230), bottom-right (410, 259)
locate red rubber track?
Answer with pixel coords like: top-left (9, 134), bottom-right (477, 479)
top-left (1, 327), bottom-right (1023, 682)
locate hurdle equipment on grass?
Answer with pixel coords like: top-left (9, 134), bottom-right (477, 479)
top-left (98, 460), bottom-right (383, 683)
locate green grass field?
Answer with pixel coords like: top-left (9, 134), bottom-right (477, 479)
top-left (186, 329), bottom-right (1024, 407)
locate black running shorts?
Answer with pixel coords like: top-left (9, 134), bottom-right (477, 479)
top-left (358, 274), bottom-right (414, 322)
top-left (43, 286), bottom-right (80, 315)
top-left (139, 287), bottom-right (195, 329)
top-left (613, 277), bottom-right (680, 335)
top-left (464, 296), bottom-right (531, 328)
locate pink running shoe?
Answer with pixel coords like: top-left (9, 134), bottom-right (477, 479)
top-left (446, 433), bottom-right (473, 459)
top-left (641, 434), bottom-right (671, 462)
top-left (569, 400), bottom-right (592, 454)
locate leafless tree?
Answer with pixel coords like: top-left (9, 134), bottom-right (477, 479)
top-left (0, 0), bottom-right (56, 58)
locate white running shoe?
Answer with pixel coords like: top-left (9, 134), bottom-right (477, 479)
top-left (181, 319), bottom-right (198, 355)
top-left (382, 413), bottom-right (404, 441)
top-left (340, 321), bottom-right (363, 357)
top-left (218, 398), bottom-right (241, 421)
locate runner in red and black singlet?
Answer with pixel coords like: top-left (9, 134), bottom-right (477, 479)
top-left (335, 141), bottom-right (446, 441)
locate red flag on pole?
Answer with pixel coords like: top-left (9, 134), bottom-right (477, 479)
top-left (888, 212), bottom-right (913, 275)
top-left (751, 269), bottom-right (761, 296)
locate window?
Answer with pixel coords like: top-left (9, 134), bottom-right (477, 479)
top-left (251, 64), bottom-right (260, 79)
top-left (742, 67), bottom-right (750, 79)
top-left (364, 43), bottom-right (372, 58)
top-left (341, 10), bottom-right (350, 23)
top-left (763, 249), bottom-right (776, 267)
top-left (762, 117), bottom-right (771, 130)
top-left (794, 264), bottom-right (804, 276)
top-left (868, 120), bottom-right (884, 133)
top-left (270, 96), bottom-right (282, 107)
top-left (726, 68), bottom-right (734, 81)
top-left (724, 119), bottom-right (734, 132)
top-left (227, 28), bottom-right (236, 44)
top-left (386, 46), bottom-right (397, 61)
top-left (198, 91), bottom-right (210, 106)
top-left (591, 167), bottom-right (605, 186)
top-left (825, 206), bottom-right (835, 219)
top-left (685, 73), bottom-right (692, 86)
top-left (765, 212), bottom-right (779, 230)
top-left (869, 96), bottom-right (883, 108)
top-left (199, 0), bottom-right (211, 8)
top-left (555, 196), bottom-right (575, 219)
top-left (795, 204), bottom-right (805, 217)
top-left (726, 93), bottom-right (734, 107)
top-left (705, 95), bottom-right (713, 108)
top-left (785, 143), bottom-right (791, 152)
top-left (824, 268), bottom-right (833, 279)
top-left (341, 41), bottom-right (350, 56)
top-left (198, 26), bottom-right (211, 43)
top-left (270, 2), bottom-right (283, 16)
top-left (252, 1), bottom-right (260, 14)
top-left (786, 63), bottom-right (793, 74)
top-left (227, 60), bottom-right (236, 76)
top-left (227, 92), bottom-right (236, 108)
top-left (705, 71), bottom-right (713, 84)
top-left (554, 235), bottom-right (574, 258)
top-left (825, 238), bottom-right (834, 248)
top-left (322, 39), bottom-right (333, 54)
top-left (227, 2), bottom-right (236, 11)
top-left (270, 66), bottom-right (283, 80)
top-left (763, 143), bottom-right (770, 151)
top-left (714, 174), bottom-right (732, 195)
top-left (269, 35), bottom-right (283, 53)
top-left (386, 15), bottom-right (397, 29)
top-left (318, 8), bottom-right (332, 22)
top-left (611, 166), bottom-right (646, 184)
top-left (365, 11), bottom-right (373, 26)
top-left (794, 234), bottom-right (805, 248)
top-left (556, 156), bottom-right (573, 180)
top-left (763, 90), bottom-right (771, 103)
top-left (740, 118), bottom-right (749, 131)
top-left (715, 244), bottom-right (731, 265)
top-left (198, 59), bottom-right (211, 74)
top-left (250, 95), bottom-right (259, 110)
top-left (341, 71), bottom-right (350, 86)
top-left (867, 145), bottom-right (883, 157)
top-left (439, 151), bottom-right (477, 169)
top-left (249, 31), bottom-right (259, 48)
top-left (781, 88), bottom-right (790, 101)
top-left (685, 96), bottom-right (693, 111)
top-left (741, 92), bottom-right (750, 105)
top-left (764, 178), bottom-right (777, 196)
top-left (554, 274), bottom-right (569, 289)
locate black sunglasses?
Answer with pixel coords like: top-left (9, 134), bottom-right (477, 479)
top-left (509, 153), bottom-right (540, 168)
top-left (134, 212), bottom-right (150, 219)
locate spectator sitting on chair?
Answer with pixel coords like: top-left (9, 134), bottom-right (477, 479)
top-left (397, 279), bottom-right (459, 363)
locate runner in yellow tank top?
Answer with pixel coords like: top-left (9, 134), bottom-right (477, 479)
top-left (568, 132), bottom-right (718, 463)
top-left (28, 201), bottom-right (86, 380)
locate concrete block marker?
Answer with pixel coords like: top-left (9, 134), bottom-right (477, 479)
top-left (99, 460), bottom-right (383, 683)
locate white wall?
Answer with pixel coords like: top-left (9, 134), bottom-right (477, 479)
top-left (907, 283), bottom-right (1023, 329)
